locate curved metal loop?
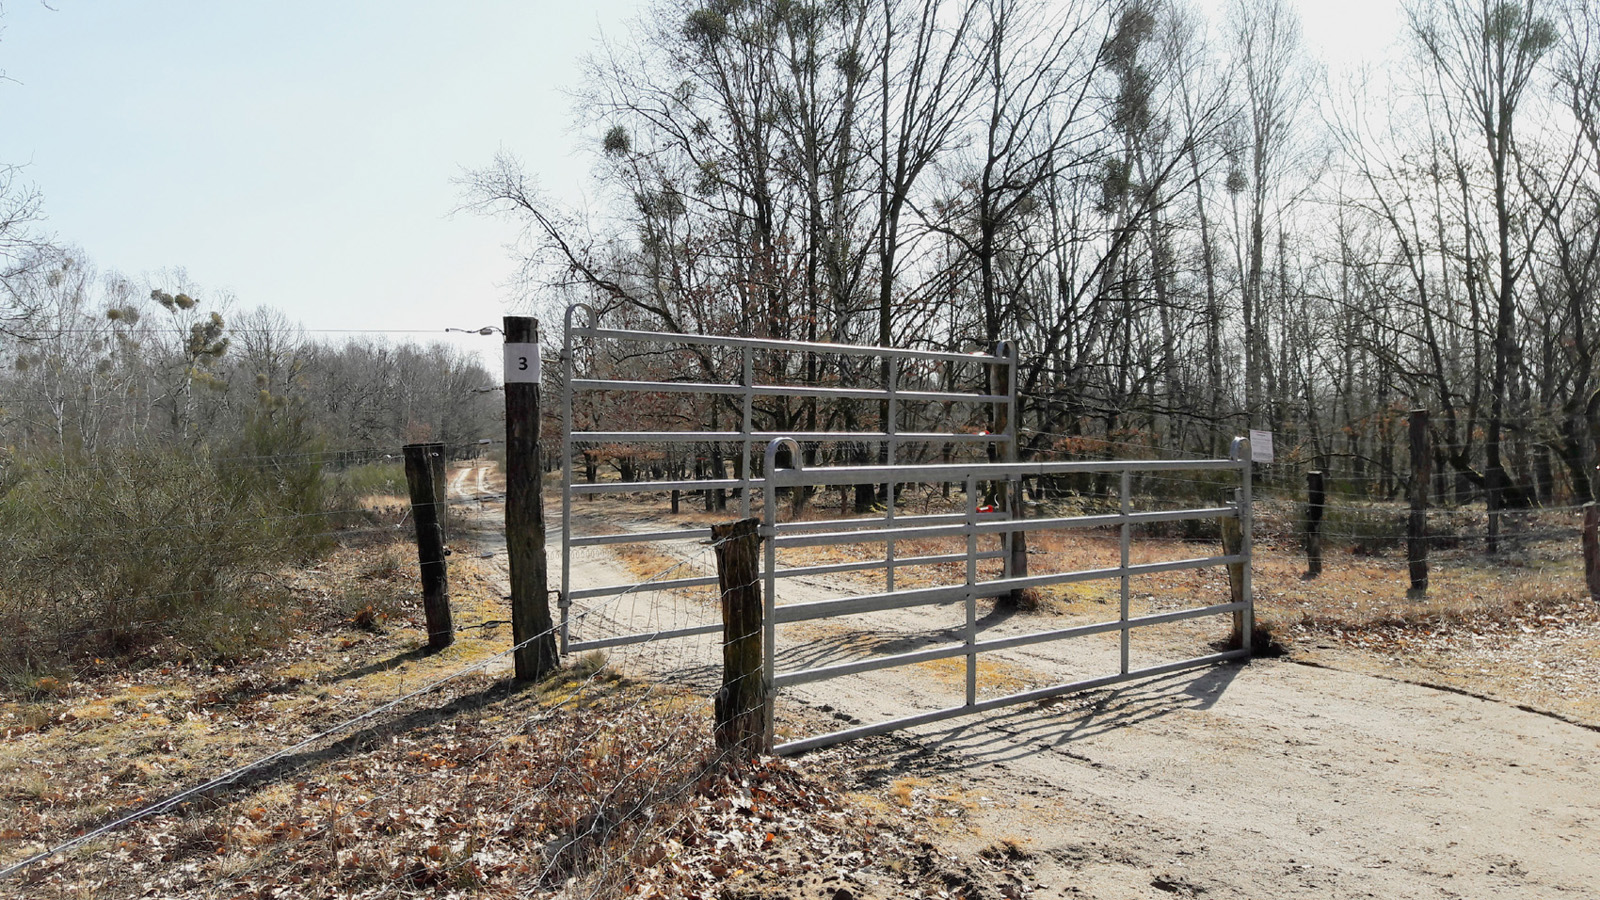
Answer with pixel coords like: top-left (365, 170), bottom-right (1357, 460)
top-left (1229, 436), bottom-right (1250, 463)
top-left (992, 339), bottom-right (1017, 363)
top-left (764, 436), bottom-right (802, 477)
top-left (563, 301), bottom-right (599, 335)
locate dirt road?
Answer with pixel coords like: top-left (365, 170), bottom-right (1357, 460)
top-left (836, 660), bottom-right (1600, 899)
top-left (479, 491), bottom-right (1600, 899)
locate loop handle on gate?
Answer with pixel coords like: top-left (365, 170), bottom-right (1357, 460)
top-left (563, 301), bottom-right (600, 335)
top-left (764, 437), bottom-right (803, 478)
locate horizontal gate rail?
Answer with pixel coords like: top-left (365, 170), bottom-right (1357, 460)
top-left (760, 436), bottom-right (1255, 754)
top-left (582, 324), bottom-right (1009, 364)
top-left (570, 430), bottom-right (999, 444)
top-left (565, 575), bottom-right (721, 602)
top-left (772, 601), bottom-right (1245, 690)
top-left (770, 557), bottom-right (1243, 625)
top-left (570, 377), bottom-right (1007, 405)
top-left (775, 550), bottom-right (1006, 580)
top-left (771, 510), bottom-right (1238, 548)
top-left (566, 622), bottom-right (724, 653)
top-left (767, 458), bottom-right (1244, 482)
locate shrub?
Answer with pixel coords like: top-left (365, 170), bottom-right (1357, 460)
top-left (327, 460), bottom-right (409, 505)
top-left (0, 416), bottom-right (339, 670)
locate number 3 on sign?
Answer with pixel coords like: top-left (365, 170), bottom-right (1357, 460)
top-left (504, 343), bottom-right (539, 384)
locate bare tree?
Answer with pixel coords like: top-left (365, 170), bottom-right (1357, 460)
top-left (1408, 0), bottom-right (1556, 549)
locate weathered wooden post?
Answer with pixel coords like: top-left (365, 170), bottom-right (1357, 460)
top-left (1583, 502), bottom-right (1600, 602)
top-left (1408, 409), bottom-right (1430, 600)
top-left (712, 517), bottom-right (771, 758)
top-left (1305, 470), bottom-right (1325, 578)
top-left (1221, 491), bottom-right (1246, 650)
top-left (427, 440), bottom-right (448, 532)
top-left (403, 442), bottom-right (452, 649)
top-left (505, 316), bottom-right (559, 680)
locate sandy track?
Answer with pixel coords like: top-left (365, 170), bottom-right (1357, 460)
top-left (473, 493), bottom-right (1600, 899)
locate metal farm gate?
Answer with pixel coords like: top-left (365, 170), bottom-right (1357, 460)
top-left (759, 438), bottom-right (1254, 753)
top-left (557, 303), bottom-right (1254, 752)
top-left (558, 303), bottom-right (1018, 654)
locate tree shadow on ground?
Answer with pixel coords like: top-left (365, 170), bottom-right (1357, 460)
top-left (323, 645), bottom-right (438, 685)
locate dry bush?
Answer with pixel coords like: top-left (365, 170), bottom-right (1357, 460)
top-left (0, 432), bottom-right (338, 671)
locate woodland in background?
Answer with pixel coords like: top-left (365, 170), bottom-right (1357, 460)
top-left (473, 0), bottom-right (1600, 543)
top-left (0, 255), bottom-right (499, 461)
top-left (0, 249), bottom-right (500, 668)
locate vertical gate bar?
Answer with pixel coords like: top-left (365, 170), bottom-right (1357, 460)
top-left (1007, 343), bottom-right (1024, 589)
top-left (740, 345), bottom-right (754, 520)
top-left (1241, 446), bottom-right (1255, 654)
top-left (1120, 468), bottom-right (1131, 675)
top-left (965, 472), bottom-right (978, 707)
top-left (761, 440), bottom-right (789, 708)
top-left (886, 356), bottom-right (899, 592)
top-left (990, 341), bottom-right (1025, 602)
top-left (559, 306), bottom-right (580, 652)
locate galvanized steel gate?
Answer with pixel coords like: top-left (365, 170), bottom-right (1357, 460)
top-left (558, 303), bottom-right (1253, 753)
top-left (558, 303), bottom-right (1017, 654)
top-left (760, 440), bottom-right (1254, 752)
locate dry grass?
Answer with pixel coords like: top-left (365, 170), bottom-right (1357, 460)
top-left (909, 655), bottom-right (1043, 696)
top-left (0, 532), bottom-right (519, 872)
top-left (793, 494), bottom-right (1600, 724)
top-left (612, 543), bottom-right (719, 604)
top-left (0, 478), bottom-right (1045, 899)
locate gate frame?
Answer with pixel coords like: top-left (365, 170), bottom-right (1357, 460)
top-left (759, 436), bottom-right (1254, 754)
top-left (558, 302), bottom-right (1018, 654)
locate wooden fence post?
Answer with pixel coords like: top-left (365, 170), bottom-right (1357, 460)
top-left (713, 518), bottom-right (772, 759)
top-left (403, 442), bottom-right (452, 649)
top-left (505, 316), bottom-right (559, 680)
top-left (427, 440), bottom-right (448, 532)
top-left (1408, 409), bottom-right (1430, 601)
top-left (1305, 470), bottom-right (1325, 578)
top-left (1583, 502), bottom-right (1600, 602)
top-left (1221, 493), bottom-right (1246, 650)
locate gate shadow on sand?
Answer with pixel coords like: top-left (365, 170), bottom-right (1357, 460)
top-left (798, 662), bottom-right (1245, 777)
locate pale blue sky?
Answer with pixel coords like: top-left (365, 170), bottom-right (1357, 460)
top-left (0, 0), bottom-right (635, 359)
top-left (0, 0), bottom-right (1398, 362)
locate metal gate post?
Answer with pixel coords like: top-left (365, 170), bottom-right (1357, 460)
top-left (1229, 436), bottom-right (1254, 655)
top-left (990, 341), bottom-right (1026, 600)
top-left (762, 438), bottom-right (797, 704)
top-left (1120, 468), bottom-right (1131, 674)
top-left (965, 471), bottom-right (978, 707)
top-left (740, 346), bottom-right (754, 519)
top-left (885, 357), bottom-right (899, 592)
top-left (1235, 441), bottom-right (1248, 650)
top-left (558, 303), bottom-right (591, 652)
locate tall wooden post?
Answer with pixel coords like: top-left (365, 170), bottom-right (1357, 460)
top-left (427, 440), bottom-right (448, 532)
top-left (713, 518), bottom-right (771, 758)
top-left (1305, 470), bottom-right (1325, 578)
top-left (505, 317), bottom-right (559, 680)
top-left (403, 442), bottom-right (452, 649)
top-left (1408, 409), bottom-right (1430, 600)
top-left (1583, 502), bottom-right (1600, 602)
top-left (1221, 496), bottom-right (1246, 650)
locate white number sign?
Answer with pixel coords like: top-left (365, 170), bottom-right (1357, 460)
top-left (504, 343), bottom-right (540, 384)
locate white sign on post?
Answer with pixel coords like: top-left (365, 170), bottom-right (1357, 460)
top-left (1248, 429), bottom-right (1274, 463)
top-left (504, 343), bottom-right (540, 384)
